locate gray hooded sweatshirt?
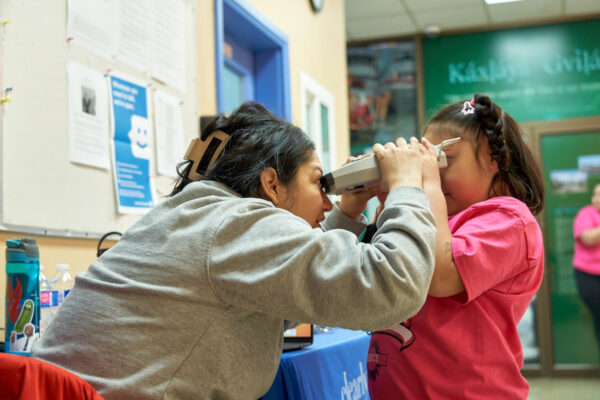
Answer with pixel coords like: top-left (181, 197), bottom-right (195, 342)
top-left (32, 180), bottom-right (435, 400)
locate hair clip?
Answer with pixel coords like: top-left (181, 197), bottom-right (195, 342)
top-left (184, 130), bottom-right (230, 181)
top-left (461, 100), bottom-right (475, 115)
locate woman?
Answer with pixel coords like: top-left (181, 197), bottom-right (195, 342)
top-left (573, 182), bottom-right (600, 347)
top-left (32, 102), bottom-right (436, 400)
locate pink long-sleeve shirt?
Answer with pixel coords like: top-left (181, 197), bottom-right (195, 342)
top-left (573, 205), bottom-right (600, 275)
top-left (368, 196), bottom-right (544, 400)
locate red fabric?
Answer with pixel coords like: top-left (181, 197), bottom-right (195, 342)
top-left (367, 197), bottom-right (544, 400)
top-left (0, 353), bottom-right (104, 400)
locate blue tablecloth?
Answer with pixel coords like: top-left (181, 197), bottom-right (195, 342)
top-left (261, 328), bottom-right (371, 400)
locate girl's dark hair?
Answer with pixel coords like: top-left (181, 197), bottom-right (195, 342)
top-left (425, 93), bottom-right (545, 215)
top-left (170, 101), bottom-right (315, 197)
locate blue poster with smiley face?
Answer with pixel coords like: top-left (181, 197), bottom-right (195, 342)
top-left (109, 73), bottom-right (156, 214)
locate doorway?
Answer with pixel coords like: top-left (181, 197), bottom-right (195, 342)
top-left (522, 116), bottom-right (600, 376)
top-left (215, 0), bottom-right (290, 121)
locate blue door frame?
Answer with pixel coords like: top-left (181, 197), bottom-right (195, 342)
top-left (215, 0), bottom-right (291, 121)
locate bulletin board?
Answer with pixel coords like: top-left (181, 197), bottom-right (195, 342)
top-left (0, 1), bottom-right (199, 238)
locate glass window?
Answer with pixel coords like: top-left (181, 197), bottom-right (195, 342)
top-left (300, 72), bottom-right (335, 173)
top-left (518, 296), bottom-right (540, 363)
top-left (347, 41), bottom-right (417, 156)
top-left (223, 65), bottom-right (245, 114)
top-left (320, 104), bottom-right (330, 173)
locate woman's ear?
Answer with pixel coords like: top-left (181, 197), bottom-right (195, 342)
top-left (258, 167), bottom-right (284, 205)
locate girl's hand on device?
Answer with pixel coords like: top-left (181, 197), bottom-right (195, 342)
top-left (420, 137), bottom-right (442, 191)
top-left (373, 137), bottom-right (423, 192)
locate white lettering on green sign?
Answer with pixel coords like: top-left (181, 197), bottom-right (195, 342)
top-left (449, 60), bottom-right (531, 85)
top-left (543, 48), bottom-right (600, 75)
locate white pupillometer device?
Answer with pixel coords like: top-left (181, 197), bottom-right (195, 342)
top-left (320, 138), bottom-right (461, 195)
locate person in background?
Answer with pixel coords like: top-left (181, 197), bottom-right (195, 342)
top-left (367, 93), bottom-right (545, 399)
top-left (32, 101), bottom-right (437, 400)
top-left (573, 182), bottom-right (600, 347)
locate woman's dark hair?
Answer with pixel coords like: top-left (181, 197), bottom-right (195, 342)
top-left (424, 93), bottom-right (545, 215)
top-left (170, 101), bottom-right (315, 197)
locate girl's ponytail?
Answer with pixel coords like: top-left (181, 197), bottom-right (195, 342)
top-left (472, 94), bottom-right (545, 214)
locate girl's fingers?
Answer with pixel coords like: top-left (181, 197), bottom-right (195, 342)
top-left (421, 137), bottom-right (438, 156)
top-left (384, 141), bottom-right (396, 150)
top-left (396, 137), bottom-right (408, 149)
top-left (348, 153), bottom-right (373, 163)
top-left (409, 137), bottom-right (420, 150)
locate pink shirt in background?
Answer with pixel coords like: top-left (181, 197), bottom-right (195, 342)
top-left (368, 197), bottom-right (544, 400)
top-left (573, 205), bottom-right (600, 275)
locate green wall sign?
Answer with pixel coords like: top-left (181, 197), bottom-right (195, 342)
top-left (423, 19), bottom-right (600, 122)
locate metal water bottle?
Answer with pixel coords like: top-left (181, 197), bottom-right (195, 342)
top-left (5, 238), bottom-right (41, 355)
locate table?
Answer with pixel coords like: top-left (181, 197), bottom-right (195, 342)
top-left (260, 328), bottom-right (371, 400)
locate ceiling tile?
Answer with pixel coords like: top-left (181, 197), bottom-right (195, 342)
top-left (564, 0), bottom-right (600, 15)
top-left (412, 6), bottom-right (488, 31)
top-left (344, 0), bottom-right (600, 40)
top-left (347, 14), bottom-right (418, 40)
top-left (345, 0), bottom-right (405, 20)
top-left (487, 0), bottom-right (562, 24)
top-left (402, 0), bottom-right (481, 13)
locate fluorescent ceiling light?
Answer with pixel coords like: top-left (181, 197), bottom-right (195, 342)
top-left (485, 0), bottom-right (523, 4)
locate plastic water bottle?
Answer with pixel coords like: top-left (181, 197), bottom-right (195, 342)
top-left (54, 263), bottom-right (74, 307)
top-left (39, 264), bottom-right (48, 287)
top-left (39, 265), bottom-right (56, 337)
top-left (5, 238), bottom-right (41, 355)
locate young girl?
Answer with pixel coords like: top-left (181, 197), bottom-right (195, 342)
top-left (367, 93), bottom-right (545, 399)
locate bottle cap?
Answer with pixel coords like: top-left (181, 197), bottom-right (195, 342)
top-left (56, 263), bottom-right (69, 271)
top-left (6, 237), bottom-right (40, 260)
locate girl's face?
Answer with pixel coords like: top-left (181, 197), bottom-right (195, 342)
top-left (424, 129), bottom-right (498, 216)
top-left (592, 184), bottom-right (600, 211)
top-left (279, 151), bottom-right (333, 228)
